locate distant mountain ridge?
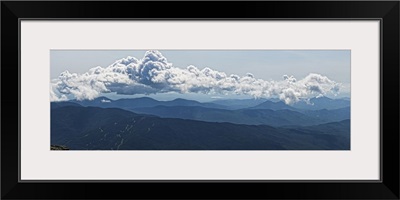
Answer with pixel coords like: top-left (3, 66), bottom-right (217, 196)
top-left (211, 98), bottom-right (269, 109)
top-left (70, 96), bottom-right (228, 110)
top-left (65, 96), bottom-right (350, 111)
top-left (51, 100), bottom-right (350, 127)
top-left (51, 101), bottom-right (82, 109)
top-left (53, 96), bottom-right (350, 127)
top-left (131, 105), bottom-right (349, 126)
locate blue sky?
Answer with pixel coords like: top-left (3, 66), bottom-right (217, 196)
top-left (51, 50), bottom-right (350, 101)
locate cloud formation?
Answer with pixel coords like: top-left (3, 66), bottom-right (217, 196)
top-left (50, 50), bottom-right (341, 104)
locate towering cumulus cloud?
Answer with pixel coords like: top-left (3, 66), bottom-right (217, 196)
top-left (51, 50), bottom-right (341, 104)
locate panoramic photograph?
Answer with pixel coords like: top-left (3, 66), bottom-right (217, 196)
top-left (50, 50), bottom-right (350, 150)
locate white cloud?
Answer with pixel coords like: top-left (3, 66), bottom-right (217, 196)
top-left (101, 99), bottom-right (111, 103)
top-left (50, 50), bottom-right (342, 104)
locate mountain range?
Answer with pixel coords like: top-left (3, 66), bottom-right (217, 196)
top-left (71, 97), bottom-right (228, 110)
top-left (51, 96), bottom-right (350, 150)
top-left (51, 106), bottom-right (350, 150)
top-left (69, 96), bottom-right (350, 111)
top-left (131, 105), bottom-right (349, 126)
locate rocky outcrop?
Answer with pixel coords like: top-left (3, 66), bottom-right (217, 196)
top-left (50, 145), bottom-right (69, 150)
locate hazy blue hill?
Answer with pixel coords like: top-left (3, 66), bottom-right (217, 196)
top-left (51, 102), bottom-right (82, 109)
top-left (113, 97), bottom-right (160, 108)
top-left (133, 105), bottom-right (251, 124)
top-left (162, 98), bottom-right (227, 109)
top-left (133, 106), bottom-right (322, 126)
top-left (277, 120), bottom-right (350, 149)
top-left (300, 106), bottom-right (350, 122)
top-left (275, 120), bottom-right (350, 150)
top-left (51, 106), bottom-right (350, 150)
top-left (71, 96), bottom-right (114, 107)
top-left (211, 98), bottom-right (268, 109)
top-left (249, 100), bottom-right (296, 111)
top-left (298, 119), bottom-right (350, 137)
top-left (168, 98), bottom-right (199, 105)
top-left (131, 105), bottom-right (350, 126)
top-left (239, 109), bottom-right (321, 126)
top-left (292, 97), bottom-right (350, 110)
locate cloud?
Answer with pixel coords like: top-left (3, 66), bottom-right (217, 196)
top-left (101, 99), bottom-right (111, 103)
top-left (51, 50), bottom-right (342, 104)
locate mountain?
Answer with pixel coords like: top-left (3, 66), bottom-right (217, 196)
top-left (291, 97), bottom-right (350, 110)
top-left (109, 97), bottom-right (160, 108)
top-left (300, 106), bottom-right (350, 122)
top-left (211, 98), bottom-right (269, 109)
top-left (51, 101), bottom-right (82, 109)
top-left (132, 106), bottom-right (329, 126)
top-left (58, 97), bottom-right (350, 127)
top-left (70, 96), bottom-right (114, 107)
top-left (162, 98), bottom-right (226, 109)
top-left (69, 96), bottom-right (350, 111)
top-left (249, 100), bottom-right (296, 111)
top-left (297, 119), bottom-right (350, 138)
top-left (69, 96), bottom-right (351, 111)
top-left (51, 106), bottom-right (350, 150)
top-left (131, 105), bottom-right (350, 126)
top-left (275, 119), bottom-right (350, 149)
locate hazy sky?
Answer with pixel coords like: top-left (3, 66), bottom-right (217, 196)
top-left (51, 50), bottom-right (350, 101)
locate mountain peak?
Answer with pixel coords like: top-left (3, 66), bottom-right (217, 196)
top-left (134, 97), bottom-right (156, 101)
top-left (116, 97), bottom-right (158, 102)
top-left (171, 98), bottom-right (198, 103)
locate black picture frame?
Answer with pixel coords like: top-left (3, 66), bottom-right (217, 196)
top-left (2, 1), bottom-right (399, 199)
